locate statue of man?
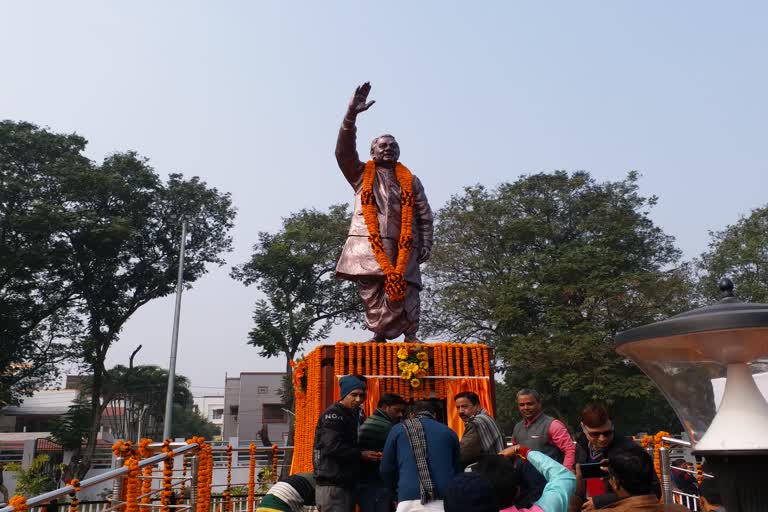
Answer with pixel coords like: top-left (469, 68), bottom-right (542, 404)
top-left (335, 82), bottom-right (434, 342)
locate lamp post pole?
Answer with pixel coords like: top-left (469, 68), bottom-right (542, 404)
top-left (163, 219), bottom-right (187, 441)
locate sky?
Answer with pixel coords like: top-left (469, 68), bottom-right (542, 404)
top-left (2, 1), bottom-right (767, 396)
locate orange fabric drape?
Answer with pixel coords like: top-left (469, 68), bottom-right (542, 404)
top-left (363, 378), bottom-right (381, 417)
top-left (445, 378), bottom-right (495, 439)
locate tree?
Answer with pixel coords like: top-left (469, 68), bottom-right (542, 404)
top-left (423, 171), bottom-right (692, 433)
top-left (231, 205), bottom-right (363, 413)
top-left (1, 121), bottom-right (236, 477)
top-left (699, 206), bottom-right (768, 303)
top-left (5, 455), bottom-right (57, 497)
top-left (0, 121), bottom-right (83, 406)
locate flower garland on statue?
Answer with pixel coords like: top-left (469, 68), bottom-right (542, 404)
top-left (397, 344), bottom-right (428, 388)
top-left (360, 160), bottom-right (415, 302)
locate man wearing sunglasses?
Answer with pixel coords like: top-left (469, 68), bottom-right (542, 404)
top-left (572, 403), bottom-right (660, 511)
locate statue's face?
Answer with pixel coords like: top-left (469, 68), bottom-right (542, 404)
top-left (370, 135), bottom-right (400, 164)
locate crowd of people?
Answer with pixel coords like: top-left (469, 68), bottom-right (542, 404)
top-left (256, 374), bottom-right (720, 512)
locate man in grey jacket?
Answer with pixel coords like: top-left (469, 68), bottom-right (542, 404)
top-left (335, 82), bottom-right (434, 342)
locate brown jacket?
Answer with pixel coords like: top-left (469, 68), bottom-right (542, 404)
top-left (601, 495), bottom-right (690, 511)
top-left (334, 121), bottom-right (433, 287)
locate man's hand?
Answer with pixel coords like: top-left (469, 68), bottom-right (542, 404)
top-left (499, 444), bottom-right (520, 458)
top-left (348, 82), bottom-right (376, 117)
top-left (361, 450), bottom-right (382, 462)
top-left (417, 247), bottom-right (431, 264)
top-left (581, 498), bottom-right (596, 511)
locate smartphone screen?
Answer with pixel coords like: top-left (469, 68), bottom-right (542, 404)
top-left (580, 462), bottom-right (607, 479)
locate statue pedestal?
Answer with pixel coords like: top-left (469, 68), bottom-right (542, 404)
top-left (290, 342), bottom-right (495, 474)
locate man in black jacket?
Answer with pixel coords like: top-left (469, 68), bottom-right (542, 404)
top-left (313, 374), bottom-right (380, 512)
top-left (573, 403), bottom-right (660, 511)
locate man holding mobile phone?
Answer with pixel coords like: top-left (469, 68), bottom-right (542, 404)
top-left (572, 403), bottom-right (660, 511)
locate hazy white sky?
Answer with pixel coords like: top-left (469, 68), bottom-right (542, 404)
top-left (2, 2), bottom-right (767, 395)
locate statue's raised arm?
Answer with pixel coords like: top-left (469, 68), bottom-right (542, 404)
top-left (335, 83), bottom-right (376, 187)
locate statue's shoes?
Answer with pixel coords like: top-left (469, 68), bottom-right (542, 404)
top-left (366, 334), bottom-right (387, 343)
top-left (403, 335), bottom-right (421, 343)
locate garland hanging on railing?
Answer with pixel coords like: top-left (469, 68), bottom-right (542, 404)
top-left (138, 438), bottom-right (154, 504)
top-left (67, 479), bottom-right (81, 512)
top-left (247, 443), bottom-right (257, 512)
top-left (8, 495), bottom-right (27, 512)
top-left (271, 444), bottom-right (279, 483)
top-left (188, 437), bottom-right (212, 512)
top-left (224, 445), bottom-right (233, 512)
top-left (125, 456), bottom-right (141, 512)
top-left (160, 440), bottom-right (174, 512)
top-left (652, 431), bottom-right (670, 503)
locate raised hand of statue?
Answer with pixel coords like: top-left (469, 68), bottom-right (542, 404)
top-left (347, 82), bottom-right (376, 117)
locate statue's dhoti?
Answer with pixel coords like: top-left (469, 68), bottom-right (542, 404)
top-left (357, 278), bottom-right (420, 340)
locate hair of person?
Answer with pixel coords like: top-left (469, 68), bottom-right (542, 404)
top-left (378, 393), bottom-right (407, 408)
top-left (698, 478), bottom-right (723, 505)
top-left (411, 400), bottom-right (437, 415)
top-left (580, 401), bottom-right (611, 428)
top-left (607, 443), bottom-right (656, 496)
top-left (515, 388), bottom-right (541, 402)
top-left (454, 391), bottom-right (480, 405)
top-left (444, 473), bottom-right (498, 512)
top-left (472, 455), bottom-right (522, 508)
top-left (370, 134), bottom-right (397, 153)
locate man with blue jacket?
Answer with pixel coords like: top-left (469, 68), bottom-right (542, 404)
top-left (380, 401), bottom-right (462, 511)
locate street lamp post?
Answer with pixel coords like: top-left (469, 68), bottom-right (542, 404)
top-left (615, 278), bottom-right (768, 512)
top-left (162, 219), bottom-right (187, 441)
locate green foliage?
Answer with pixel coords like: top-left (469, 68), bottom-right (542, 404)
top-left (50, 394), bottom-right (92, 450)
top-left (698, 206), bottom-right (768, 303)
top-left (0, 121), bottom-right (83, 406)
top-left (424, 171), bottom-right (691, 433)
top-left (0, 120), bottom-right (236, 477)
top-left (231, 204), bottom-right (364, 409)
top-left (170, 403), bottom-right (220, 439)
top-left (5, 455), bottom-right (56, 497)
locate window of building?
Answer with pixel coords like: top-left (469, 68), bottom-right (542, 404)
top-left (263, 404), bottom-right (287, 423)
top-left (211, 408), bottom-right (223, 420)
top-left (257, 386), bottom-right (269, 394)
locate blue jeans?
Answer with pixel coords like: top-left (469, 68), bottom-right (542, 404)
top-left (356, 481), bottom-right (393, 512)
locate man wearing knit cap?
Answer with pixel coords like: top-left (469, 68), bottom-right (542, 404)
top-left (313, 375), bottom-right (380, 512)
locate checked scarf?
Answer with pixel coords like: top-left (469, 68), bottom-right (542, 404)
top-left (403, 411), bottom-right (437, 505)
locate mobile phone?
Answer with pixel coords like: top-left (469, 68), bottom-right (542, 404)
top-left (579, 462), bottom-right (607, 479)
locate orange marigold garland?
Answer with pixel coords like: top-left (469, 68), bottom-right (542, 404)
top-left (247, 443), bottom-right (257, 512)
top-left (360, 160), bottom-right (415, 302)
top-left (138, 438), bottom-right (154, 504)
top-left (125, 456), bottom-right (141, 512)
top-left (160, 440), bottom-right (175, 512)
top-left (271, 444), bottom-right (279, 483)
top-left (653, 431), bottom-right (670, 501)
top-left (9, 496), bottom-right (27, 512)
top-left (68, 479), bottom-right (81, 512)
top-left (224, 445), bottom-right (233, 512)
top-left (188, 437), bottom-right (212, 512)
